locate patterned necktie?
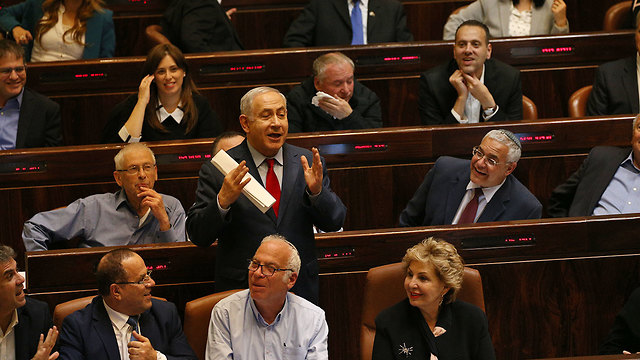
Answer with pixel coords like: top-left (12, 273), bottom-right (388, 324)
top-left (126, 316), bottom-right (139, 342)
top-left (458, 188), bottom-right (481, 224)
top-left (266, 159), bottom-right (281, 216)
top-left (351, 0), bottom-right (364, 45)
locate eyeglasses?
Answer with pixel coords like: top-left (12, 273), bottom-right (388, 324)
top-left (0, 66), bottom-right (25, 77)
top-left (472, 146), bottom-right (503, 167)
top-left (116, 163), bottom-right (156, 175)
top-left (115, 270), bottom-right (153, 286)
top-left (247, 259), bottom-right (293, 277)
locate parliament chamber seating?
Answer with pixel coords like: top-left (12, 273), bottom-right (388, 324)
top-left (568, 85), bottom-right (593, 118)
top-left (603, 1), bottom-right (634, 31)
top-left (523, 95), bottom-right (538, 120)
top-left (359, 264), bottom-right (484, 360)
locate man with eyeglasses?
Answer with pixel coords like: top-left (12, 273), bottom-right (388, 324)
top-left (58, 248), bottom-right (197, 360)
top-left (0, 39), bottom-right (61, 150)
top-left (22, 142), bottom-right (186, 250)
top-left (399, 129), bottom-right (541, 226)
top-left (205, 235), bottom-right (328, 360)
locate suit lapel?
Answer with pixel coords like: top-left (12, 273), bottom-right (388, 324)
top-left (92, 299), bottom-right (121, 360)
top-left (477, 179), bottom-right (510, 222)
top-left (138, 308), bottom-right (159, 349)
top-left (622, 57), bottom-right (639, 114)
top-left (14, 307), bottom-right (29, 360)
top-left (15, 89), bottom-right (31, 148)
top-left (332, 0), bottom-right (351, 30)
top-left (497, 0), bottom-right (511, 37)
top-left (367, 0), bottom-right (380, 40)
top-left (587, 148), bottom-right (632, 212)
top-left (444, 167), bottom-right (469, 224)
top-left (277, 144), bottom-right (302, 226)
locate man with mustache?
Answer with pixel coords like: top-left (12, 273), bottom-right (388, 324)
top-left (22, 143), bottom-right (186, 250)
top-left (399, 129), bottom-right (541, 226)
top-left (418, 20), bottom-right (523, 125)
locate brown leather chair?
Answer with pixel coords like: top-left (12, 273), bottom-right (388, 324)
top-left (522, 95), bottom-right (538, 120)
top-left (52, 295), bottom-right (167, 329)
top-left (568, 85), bottom-right (593, 118)
top-left (603, 1), bottom-right (633, 31)
top-left (183, 289), bottom-right (243, 360)
top-left (360, 263), bottom-right (484, 360)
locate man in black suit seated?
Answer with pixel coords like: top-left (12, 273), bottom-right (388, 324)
top-left (0, 40), bottom-right (61, 150)
top-left (145, 0), bottom-right (243, 53)
top-left (418, 20), bottom-right (522, 125)
top-left (286, 52), bottom-right (382, 133)
top-left (282, 0), bottom-right (413, 47)
top-left (0, 245), bottom-right (58, 360)
top-left (586, 18), bottom-right (640, 116)
top-left (548, 115), bottom-right (640, 217)
top-left (58, 248), bottom-right (196, 360)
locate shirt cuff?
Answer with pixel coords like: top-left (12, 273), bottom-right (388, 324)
top-left (306, 187), bottom-right (321, 204)
top-left (156, 351), bottom-right (167, 360)
top-left (450, 109), bottom-right (469, 124)
top-left (217, 194), bottom-right (230, 217)
top-left (118, 125), bottom-right (141, 143)
top-left (482, 105), bottom-right (499, 121)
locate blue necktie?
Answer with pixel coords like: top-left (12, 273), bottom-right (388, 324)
top-left (126, 316), bottom-right (139, 342)
top-left (351, 0), bottom-right (364, 45)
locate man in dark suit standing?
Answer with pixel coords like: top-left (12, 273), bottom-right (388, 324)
top-left (58, 249), bottom-right (196, 360)
top-left (0, 40), bottom-right (61, 150)
top-left (418, 20), bottom-right (522, 125)
top-left (399, 129), bottom-right (541, 226)
top-left (586, 20), bottom-right (640, 116)
top-left (0, 245), bottom-right (58, 360)
top-left (282, 0), bottom-right (413, 47)
top-left (187, 87), bottom-right (346, 304)
top-left (548, 115), bottom-right (640, 217)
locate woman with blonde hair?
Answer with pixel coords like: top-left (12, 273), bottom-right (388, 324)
top-left (103, 43), bottom-right (222, 143)
top-left (0, 0), bottom-right (114, 61)
top-left (373, 237), bottom-right (496, 360)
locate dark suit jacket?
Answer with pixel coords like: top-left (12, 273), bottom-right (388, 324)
top-left (418, 58), bottom-right (523, 125)
top-left (373, 299), bottom-right (496, 360)
top-left (586, 57), bottom-right (639, 116)
top-left (160, 0), bottom-right (243, 53)
top-left (15, 297), bottom-right (53, 360)
top-left (399, 156), bottom-right (542, 226)
top-left (186, 140), bottom-right (346, 304)
top-left (547, 146), bottom-right (631, 218)
top-left (58, 296), bottom-right (196, 360)
top-left (286, 76), bottom-right (382, 132)
top-left (601, 287), bottom-right (640, 354)
top-left (0, 0), bottom-right (114, 61)
top-left (15, 88), bottom-right (62, 148)
top-left (282, 0), bottom-right (413, 47)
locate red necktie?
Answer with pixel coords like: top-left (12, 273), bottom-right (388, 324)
top-left (266, 159), bottom-right (281, 216)
top-left (458, 188), bottom-right (481, 224)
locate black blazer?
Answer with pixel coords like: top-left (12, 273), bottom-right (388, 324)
top-left (373, 299), bottom-right (496, 360)
top-left (161, 0), bottom-right (243, 53)
top-left (15, 88), bottom-right (62, 148)
top-left (399, 156), bottom-right (542, 227)
top-left (282, 0), bottom-right (413, 47)
top-left (586, 57), bottom-right (639, 116)
top-left (547, 146), bottom-right (631, 218)
top-left (58, 296), bottom-right (196, 360)
top-left (418, 58), bottom-right (523, 125)
top-left (15, 297), bottom-right (53, 360)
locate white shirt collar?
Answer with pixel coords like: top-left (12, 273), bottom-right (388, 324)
top-left (156, 99), bottom-right (184, 124)
top-left (247, 141), bottom-right (284, 167)
top-left (103, 299), bottom-right (131, 331)
top-left (466, 176), bottom-right (506, 204)
top-left (0, 309), bottom-right (18, 337)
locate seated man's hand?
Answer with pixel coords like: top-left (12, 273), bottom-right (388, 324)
top-left (31, 326), bottom-right (59, 360)
top-left (318, 96), bottom-right (353, 119)
top-left (138, 187), bottom-right (170, 231)
top-left (218, 161), bottom-right (250, 209)
top-left (449, 70), bottom-right (469, 100)
top-left (128, 332), bottom-right (157, 360)
top-left (461, 72), bottom-right (496, 109)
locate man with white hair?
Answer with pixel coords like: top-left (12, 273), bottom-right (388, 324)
top-left (400, 129), bottom-right (541, 226)
top-left (205, 235), bottom-right (328, 360)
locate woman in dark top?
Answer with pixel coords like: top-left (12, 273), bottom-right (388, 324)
top-left (102, 43), bottom-right (221, 143)
top-left (373, 237), bottom-right (496, 360)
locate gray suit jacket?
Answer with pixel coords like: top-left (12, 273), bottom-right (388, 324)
top-left (443, 0), bottom-right (569, 40)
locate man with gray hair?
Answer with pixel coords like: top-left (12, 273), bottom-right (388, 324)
top-left (548, 115), bottom-right (640, 217)
top-left (205, 235), bottom-right (328, 360)
top-left (22, 143), bottom-right (186, 250)
top-left (286, 52), bottom-right (382, 132)
top-left (187, 86), bottom-right (346, 304)
top-left (400, 129), bottom-right (541, 226)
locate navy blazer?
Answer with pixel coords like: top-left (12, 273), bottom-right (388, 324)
top-left (0, 0), bottom-right (115, 61)
top-left (15, 297), bottom-right (53, 360)
top-left (15, 88), bottom-right (62, 148)
top-left (586, 57), bottom-right (639, 116)
top-left (186, 140), bottom-right (346, 304)
top-left (418, 58), bottom-right (523, 125)
top-left (399, 156), bottom-right (541, 226)
top-left (282, 0), bottom-right (413, 47)
top-left (548, 146), bottom-right (631, 218)
top-left (58, 296), bottom-right (196, 360)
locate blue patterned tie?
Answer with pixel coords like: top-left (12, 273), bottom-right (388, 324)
top-left (126, 316), bottom-right (139, 342)
top-left (351, 0), bottom-right (364, 45)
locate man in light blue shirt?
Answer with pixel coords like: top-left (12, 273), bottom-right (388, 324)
top-left (22, 143), bottom-right (186, 250)
top-left (205, 235), bottom-right (329, 360)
